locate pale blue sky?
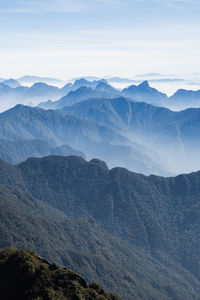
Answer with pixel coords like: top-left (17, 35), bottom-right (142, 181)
top-left (0, 0), bottom-right (199, 79)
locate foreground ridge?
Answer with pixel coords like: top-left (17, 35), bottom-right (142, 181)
top-left (0, 248), bottom-right (121, 300)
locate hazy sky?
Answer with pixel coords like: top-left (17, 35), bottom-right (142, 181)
top-left (0, 0), bottom-right (199, 79)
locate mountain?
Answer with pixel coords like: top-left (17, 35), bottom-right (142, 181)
top-left (17, 156), bottom-right (200, 283)
top-left (95, 81), bottom-right (119, 94)
top-left (39, 80), bottom-right (168, 110)
top-left (50, 86), bottom-right (99, 108)
top-left (0, 104), bottom-right (126, 147)
top-left (26, 82), bottom-right (60, 100)
top-left (2, 79), bottom-right (21, 88)
top-left (0, 82), bottom-right (13, 93)
top-left (1, 75), bottom-right (200, 113)
top-left (0, 77), bottom-right (120, 112)
top-left (0, 248), bottom-right (120, 300)
top-left (72, 78), bottom-right (108, 89)
top-left (0, 104), bottom-right (167, 175)
top-left (0, 139), bottom-right (85, 164)
top-left (59, 78), bottom-right (111, 97)
top-left (63, 97), bottom-right (132, 133)
top-left (63, 96), bottom-right (200, 174)
top-left (1, 156), bottom-right (200, 299)
top-left (169, 88), bottom-right (200, 109)
top-left (121, 81), bottom-right (167, 106)
top-left (71, 76), bottom-right (102, 81)
top-left (39, 80), bottom-right (119, 109)
top-left (0, 82), bottom-right (62, 112)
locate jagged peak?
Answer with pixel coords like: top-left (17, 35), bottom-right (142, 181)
top-left (138, 80), bottom-right (150, 88)
top-left (74, 78), bottom-right (90, 85)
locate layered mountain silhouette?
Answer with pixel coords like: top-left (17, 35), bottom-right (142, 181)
top-left (37, 78), bottom-right (200, 112)
top-left (1, 69), bottom-right (200, 300)
top-left (39, 80), bottom-right (119, 109)
top-left (169, 88), bottom-right (200, 109)
top-left (0, 78), bottom-right (119, 111)
top-left (1, 76), bottom-right (200, 112)
top-left (1, 77), bottom-right (200, 174)
top-left (2, 79), bottom-right (21, 88)
top-left (0, 82), bottom-right (61, 111)
top-left (1, 155), bottom-right (200, 299)
top-left (39, 79), bottom-right (167, 110)
top-left (2, 90), bottom-right (200, 174)
top-left (121, 80), bottom-right (168, 106)
top-left (63, 96), bottom-right (200, 174)
top-left (0, 139), bottom-right (85, 164)
top-left (0, 104), bottom-right (167, 175)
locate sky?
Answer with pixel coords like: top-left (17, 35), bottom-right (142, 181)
top-left (0, 0), bottom-right (200, 80)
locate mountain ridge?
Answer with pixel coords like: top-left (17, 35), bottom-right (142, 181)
top-left (0, 104), bottom-right (168, 175)
top-left (1, 155), bottom-right (200, 299)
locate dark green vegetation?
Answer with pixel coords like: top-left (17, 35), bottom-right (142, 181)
top-left (1, 155), bottom-right (200, 299)
top-left (0, 248), bottom-right (120, 300)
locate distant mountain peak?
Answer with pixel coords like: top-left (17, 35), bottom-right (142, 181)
top-left (31, 82), bottom-right (49, 87)
top-left (96, 81), bottom-right (109, 88)
top-left (98, 78), bottom-right (108, 84)
top-left (139, 80), bottom-right (150, 88)
top-left (74, 78), bottom-right (90, 85)
top-left (13, 104), bottom-right (25, 109)
top-left (0, 83), bottom-right (8, 88)
top-left (2, 78), bottom-right (21, 88)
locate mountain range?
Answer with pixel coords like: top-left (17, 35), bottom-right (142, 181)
top-left (38, 79), bottom-right (119, 109)
top-left (169, 88), bottom-right (200, 109)
top-left (0, 104), bottom-right (168, 175)
top-left (2, 91), bottom-right (200, 175)
top-left (0, 78), bottom-right (118, 112)
top-left (1, 155), bottom-right (200, 299)
top-left (0, 139), bottom-right (85, 165)
top-left (121, 80), bottom-right (168, 106)
top-left (38, 78), bottom-right (200, 111)
top-left (0, 76), bottom-right (200, 112)
top-left (1, 79), bottom-right (21, 88)
top-left (39, 79), bottom-right (167, 110)
top-left (0, 75), bottom-right (200, 300)
top-left (62, 96), bottom-right (200, 174)
top-left (1, 84), bottom-right (200, 174)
